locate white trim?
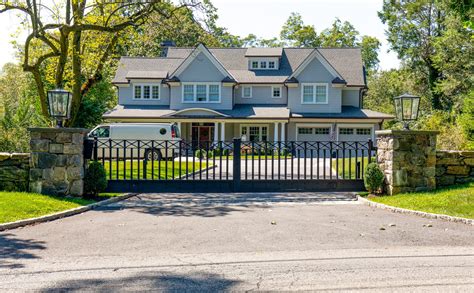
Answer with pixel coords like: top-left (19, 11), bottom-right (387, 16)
top-left (248, 57), bottom-right (279, 70)
top-left (289, 49), bottom-right (343, 80)
top-left (271, 86), bottom-right (282, 98)
top-left (239, 124), bottom-right (270, 141)
top-left (301, 83), bottom-right (328, 104)
top-left (242, 86), bottom-right (253, 98)
top-left (132, 84), bottom-right (160, 100)
top-left (335, 123), bottom-right (376, 141)
top-left (295, 123), bottom-right (332, 141)
top-left (181, 82), bottom-right (221, 103)
top-left (171, 44), bottom-right (234, 79)
top-left (166, 107), bottom-right (229, 117)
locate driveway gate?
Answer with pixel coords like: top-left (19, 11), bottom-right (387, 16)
top-left (91, 138), bottom-right (376, 193)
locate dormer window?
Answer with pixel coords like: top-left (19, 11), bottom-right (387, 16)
top-left (248, 58), bottom-right (279, 70)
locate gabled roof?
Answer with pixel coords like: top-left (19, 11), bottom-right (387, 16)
top-left (170, 44), bottom-right (234, 80)
top-left (288, 48), bottom-right (342, 81)
top-left (112, 46), bottom-right (366, 86)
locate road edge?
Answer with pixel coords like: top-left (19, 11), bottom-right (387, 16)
top-left (358, 195), bottom-right (473, 225)
top-left (0, 193), bottom-right (137, 232)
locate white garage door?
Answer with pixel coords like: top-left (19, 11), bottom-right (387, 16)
top-left (296, 126), bottom-right (332, 157)
top-left (338, 127), bottom-right (373, 142)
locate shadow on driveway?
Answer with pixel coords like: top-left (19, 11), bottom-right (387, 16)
top-left (93, 192), bottom-right (356, 218)
top-left (0, 233), bottom-right (46, 269)
top-left (40, 271), bottom-right (241, 292)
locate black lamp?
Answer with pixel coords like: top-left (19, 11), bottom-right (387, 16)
top-left (393, 93), bottom-right (420, 130)
top-left (47, 88), bottom-right (72, 127)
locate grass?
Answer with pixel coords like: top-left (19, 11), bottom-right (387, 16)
top-left (369, 182), bottom-right (474, 219)
top-left (102, 160), bottom-right (208, 180)
top-left (0, 192), bottom-right (124, 224)
top-left (207, 155), bottom-right (292, 160)
top-left (332, 156), bottom-right (370, 179)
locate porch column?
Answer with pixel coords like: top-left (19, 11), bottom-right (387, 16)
top-left (220, 122), bottom-right (225, 141)
top-left (177, 122), bottom-right (182, 134)
top-left (274, 122), bottom-right (279, 142)
top-left (213, 122), bottom-right (219, 143)
top-left (280, 122), bottom-right (286, 142)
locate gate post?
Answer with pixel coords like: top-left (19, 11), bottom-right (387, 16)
top-left (233, 138), bottom-right (241, 192)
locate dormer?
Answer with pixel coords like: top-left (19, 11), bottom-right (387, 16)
top-left (245, 48), bottom-right (282, 70)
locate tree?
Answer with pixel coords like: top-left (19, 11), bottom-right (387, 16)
top-left (280, 12), bottom-right (320, 47)
top-left (0, 0), bottom-right (203, 125)
top-left (360, 36), bottom-right (381, 72)
top-left (319, 18), bottom-right (358, 47)
top-left (378, 0), bottom-right (446, 109)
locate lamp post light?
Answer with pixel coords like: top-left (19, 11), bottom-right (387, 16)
top-left (47, 88), bottom-right (72, 127)
top-left (393, 93), bottom-right (421, 130)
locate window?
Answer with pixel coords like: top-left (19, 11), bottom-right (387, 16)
top-left (268, 61), bottom-right (275, 69)
top-left (143, 85), bottom-right (150, 99)
top-left (301, 83), bottom-right (328, 104)
top-left (133, 84), bottom-right (160, 100)
top-left (181, 83), bottom-right (221, 103)
top-left (260, 61), bottom-right (267, 69)
top-left (134, 85), bottom-right (141, 99)
top-left (356, 128), bottom-right (371, 135)
top-left (339, 128), bottom-right (354, 135)
top-left (272, 86), bottom-right (281, 98)
top-left (92, 126), bottom-right (110, 138)
top-left (298, 128), bottom-right (313, 134)
top-left (314, 128), bottom-right (330, 135)
top-left (251, 61), bottom-right (259, 69)
top-left (209, 85), bottom-right (219, 102)
top-left (242, 86), bottom-right (252, 98)
top-left (241, 125), bottom-right (268, 141)
top-left (249, 59), bottom-right (278, 70)
top-left (152, 86), bottom-right (160, 99)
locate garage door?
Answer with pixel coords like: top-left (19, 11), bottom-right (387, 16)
top-left (296, 126), bottom-right (332, 157)
top-left (338, 127), bottom-right (373, 142)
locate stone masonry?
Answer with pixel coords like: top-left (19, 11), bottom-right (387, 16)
top-left (29, 128), bottom-right (88, 196)
top-left (376, 130), bottom-right (439, 195)
top-left (0, 153), bottom-right (30, 191)
top-left (436, 150), bottom-right (474, 186)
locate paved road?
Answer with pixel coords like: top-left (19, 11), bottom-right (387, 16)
top-left (0, 193), bottom-right (473, 291)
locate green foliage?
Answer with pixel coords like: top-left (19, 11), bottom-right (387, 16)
top-left (280, 12), bottom-right (321, 47)
top-left (364, 163), bottom-right (384, 194)
top-left (84, 161), bottom-right (108, 196)
top-left (0, 63), bottom-right (46, 152)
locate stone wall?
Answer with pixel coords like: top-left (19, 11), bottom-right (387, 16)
top-left (376, 130), bottom-right (438, 195)
top-left (0, 153), bottom-right (30, 191)
top-left (29, 128), bottom-right (88, 196)
top-left (436, 150), bottom-right (474, 186)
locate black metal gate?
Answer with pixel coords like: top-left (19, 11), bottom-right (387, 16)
top-left (91, 138), bottom-right (376, 193)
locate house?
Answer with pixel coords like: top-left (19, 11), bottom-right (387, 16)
top-left (103, 44), bottom-right (393, 144)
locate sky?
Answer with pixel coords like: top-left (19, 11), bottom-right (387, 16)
top-left (0, 0), bottom-right (400, 70)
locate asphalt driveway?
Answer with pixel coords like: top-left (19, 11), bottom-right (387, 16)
top-left (0, 192), bottom-right (473, 291)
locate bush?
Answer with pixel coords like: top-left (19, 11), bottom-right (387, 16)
top-left (84, 161), bottom-right (107, 196)
top-left (364, 162), bottom-right (385, 194)
top-left (222, 149), bottom-right (230, 156)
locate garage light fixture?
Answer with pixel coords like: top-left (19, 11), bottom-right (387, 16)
top-left (393, 93), bottom-right (420, 130)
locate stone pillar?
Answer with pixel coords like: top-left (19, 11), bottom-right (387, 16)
top-left (376, 130), bottom-right (438, 195)
top-left (29, 128), bottom-right (88, 196)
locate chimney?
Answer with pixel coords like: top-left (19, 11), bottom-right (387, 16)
top-left (160, 40), bottom-right (176, 57)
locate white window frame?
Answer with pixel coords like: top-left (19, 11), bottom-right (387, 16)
top-left (133, 84), bottom-right (161, 100)
top-left (248, 58), bottom-right (279, 70)
top-left (181, 82), bottom-right (221, 103)
top-left (242, 86), bottom-right (253, 99)
top-left (272, 86), bottom-right (282, 99)
top-left (300, 83), bottom-right (328, 104)
top-left (240, 124), bottom-right (269, 141)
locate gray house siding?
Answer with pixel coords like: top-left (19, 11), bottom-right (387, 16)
top-left (341, 89), bottom-right (360, 107)
top-left (234, 84), bottom-right (288, 105)
top-left (169, 52), bottom-right (233, 110)
top-left (288, 57), bottom-right (342, 113)
top-left (118, 83), bottom-right (170, 106)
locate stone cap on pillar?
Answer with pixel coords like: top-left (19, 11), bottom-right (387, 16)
top-left (28, 127), bottom-right (89, 134)
top-left (375, 130), bottom-right (440, 136)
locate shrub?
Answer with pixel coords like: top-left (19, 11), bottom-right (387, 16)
top-left (84, 161), bottom-right (107, 196)
top-left (364, 162), bottom-right (385, 195)
top-left (207, 150), bottom-right (214, 158)
top-left (222, 149), bottom-right (230, 156)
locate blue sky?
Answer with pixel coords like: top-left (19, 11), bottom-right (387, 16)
top-left (0, 0), bottom-right (400, 70)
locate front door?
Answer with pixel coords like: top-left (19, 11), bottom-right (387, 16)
top-left (191, 123), bottom-right (214, 149)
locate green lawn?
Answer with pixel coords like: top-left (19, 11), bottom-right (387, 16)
top-left (332, 157), bottom-right (370, 179)
top-left (369, 182), bottom-right (474, 219)
top-left (208, 155), bottom-right (292, 160)
top-left (0, 192), bottom-right (122, 224)
top-left (102, 160), bottom-right (208, 180)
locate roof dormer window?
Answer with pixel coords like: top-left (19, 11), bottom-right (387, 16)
top-left (251, 61), bottom-right (259, 69)
top-left (269, 61), bottom-right (275, 69)
top-left (260, 61), bottom-right (267, 69)
top-left (248, 57), bottom-right (279, 70)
